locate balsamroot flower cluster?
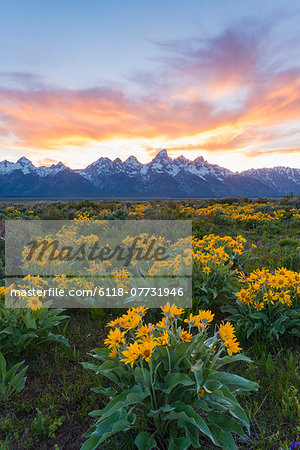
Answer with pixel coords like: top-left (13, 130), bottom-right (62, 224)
top-left (236, 267), bottom-right (300, 310)
top-left (119, 201), bottom-right (300, 222)
top-left (193, 234), bottom-right (247, 264)
top-left (103, 303), bottom-right (242, 367)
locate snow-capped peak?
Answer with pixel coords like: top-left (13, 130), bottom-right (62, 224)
top-left (17, 156), bottom-right (33, 165)
top-left (0, 157), bottom-right (69, 177)
top-left (153, 149), bottom-right (168, 160)
top-left (124, 155), bottom-right (140, 166)
top-left (35, 161), bottom-right (68, 177)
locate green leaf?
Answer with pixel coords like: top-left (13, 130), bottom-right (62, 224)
top-left (9, 366), bottom-right (28, 392)
top-left (134, 366), bottom-right (151, 388)
top-left (168, 437), bottom-right (191, 450)
top-left (88, 410), bottom-right (102, 418)
top-left (99, 386), bottom-right (149, 422)
top-left (208, 412), bottom-right (244, 436)
top-left (216, 354), bottom-right (252, 367)
top-left (0, 352), bottom-right (7, 380)
top-left (212, 428), bottom-right (238, 450)
top-left (6, 361), bottom-right (25, 380)
top-left (90, 348), bottom-right (110, 359)
top-left (81, 362), bottom-right (101, 373)
top-left (166, 401), bottom-right (215, 444)
top-left (158, 373), bottom-right (194, 394)
top-left (89, 359), bottom-right (126, 385)
top-left (23, 312), bottom-right (37, 329)
top-left (148, 405), bottom-right (175, 419)
top-left (47, 333), bottom-right (69, 347)
top-left (203, 380), bottom-right (223, 393)
top-left (208, 392), bottom-right (250, 431)
top-left (191, 363), bottom-right (203, 389)
top-left (249, 312), bottom-right (268, 320)
top-left (93, 386), bottom-right (117, 397)
top-left (208, 371), bottom-right (259, 392)
top-left (82, 409), bottom-right (130, 450)
top-left (134, 432), bottom-right (157, 450)
top-left (220, 305), bottom-right (238, 315)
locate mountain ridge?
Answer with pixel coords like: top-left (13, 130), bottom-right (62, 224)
top-left (0, 150), bottom-right (299, 198)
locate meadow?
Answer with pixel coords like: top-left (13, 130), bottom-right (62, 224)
top-left (0, 197), bottom-right (299, 450)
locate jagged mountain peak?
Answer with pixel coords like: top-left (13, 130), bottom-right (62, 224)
top-left (175, 155), bottom-right (189, 164)
top-left (17, 156), bottom-right (33, 165)
top-left (153, 149), bottom-right (169, 160)
top-left (125, 155), bottom-right (140, 164)
top-left (52, 161), bottom-right (65, 168)
top-left (0, 151), bottom-right (299, 198)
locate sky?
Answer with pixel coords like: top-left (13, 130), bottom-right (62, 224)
top-left (0, 0), bottom-right (300, 172)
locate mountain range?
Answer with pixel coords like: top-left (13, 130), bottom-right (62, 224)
top-left (0, 150), bottom-right (299, 198)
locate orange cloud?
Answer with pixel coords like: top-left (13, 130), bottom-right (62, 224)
top-left (37, 157), bottom-right (67, 166)
top-left (0, 20), bottom-right (300, 167)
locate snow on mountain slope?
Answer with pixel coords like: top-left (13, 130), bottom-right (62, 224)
top-left (0, 150), bottom-right (299, 197)
top-left (0, 157), bottom-right (68, 177)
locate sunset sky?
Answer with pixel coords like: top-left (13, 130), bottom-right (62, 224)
top-left (0, 0), bottom-right (300, 171)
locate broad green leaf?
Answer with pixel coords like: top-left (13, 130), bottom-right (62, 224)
top-left (203, 380), bottom-right (222, 393)
top-left (23, 312), bottom-right (37, 330)
top-left (90, 348), bottom-right (110, 359)
top-left (168, 437), bottom-right (191, 450)
top-left (92, 386), bottom-right (116, 397)
top-left (165, 401), bottom-right (215, 444)
top-left (134, 431), bottom-right (157, 450)
top-left (148, 405), bottom-right (175, 418)
top-left (212, 428), bottom-right (238, 450)
top-left (80, 362), bottom-right (101, 373)
top-left (82, 409), bottom-right (130, 450)
top-left (208, 412), bottom-right (244, 436)
top-left (88, 410), bottom-right (102, 418)
top-left (47, 333), bottom-right (69, 347)
top-left (99, 386), bottom-right (149, 422)
top-left (158, 373), bottom-right (194, 394)
top-left (216, 354), bottom-right (252, 367)
top-left (208, 372), bottom-right (259, 392)
top-left (220, 305), bottom-right (238, 315)
top-left (249, 312), bottom-right (268, 320)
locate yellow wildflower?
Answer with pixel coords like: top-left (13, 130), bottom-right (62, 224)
top-left (197, 310), bottom-right (215, 327)
top-left (139, 340), bottom-right (156, 362)
top-left (104, 328), bottom-right (126, 349)
top-left (253, 301), bottom-right (265, 311)
top-left (274, 290), bottom-right (291, 305)
top-left (106, 317), bottom-right (123, 328)
top-left (223, 338), bottom-right (242, 356)
top-left (180, 329), bottom-right (193, 343)
top-left (26, 297), bottom-right (42, 311)
top-left (219, 321), bottom-right (236, 342)
top-left (120, 312), bottom-right (141, 330)
top-left (155, 330), bottom-right (169, 346)
top-left (121, 341), bottom-right (141, 367)
top-left (109, 347), bottom-right (118, 358)
top-left (156, 317), bottom-right (168, 329)
top-left (135, 324), bottom-right (154, 339)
